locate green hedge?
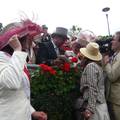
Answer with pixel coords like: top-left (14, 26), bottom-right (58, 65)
top-left (29, 64), bottom-right (81, 120)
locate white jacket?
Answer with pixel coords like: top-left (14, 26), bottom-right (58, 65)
top-left (0, 51), bottom-right (35, 120)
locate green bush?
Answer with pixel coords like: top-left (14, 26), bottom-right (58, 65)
top-left (30, 63), bottom-right (81, 120)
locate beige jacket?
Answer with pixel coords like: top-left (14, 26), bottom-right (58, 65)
top-left (105, 52), bottom-right (120, 105)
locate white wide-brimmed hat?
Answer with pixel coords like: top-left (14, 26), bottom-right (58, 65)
top-left (80, 42), bottom-right (102, 61)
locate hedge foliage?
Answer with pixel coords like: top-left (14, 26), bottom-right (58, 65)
top-left (30, 64), bottom-right (81, 120)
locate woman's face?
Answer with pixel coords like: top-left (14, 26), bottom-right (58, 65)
top-left (79, 55), bottom-right (88, 69)
top-left (72, 47), bottom-right (80, 55)
top-left (80, 55), bottom-right (86, 62)
top-left (71, 43), bottom-right (81, 55)
top-left (20, 35), bottom-right (32, 51)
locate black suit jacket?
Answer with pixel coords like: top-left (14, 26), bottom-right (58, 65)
top-left (35, 41), bottom-right (57, 65)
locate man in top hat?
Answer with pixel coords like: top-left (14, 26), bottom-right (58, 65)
top-left (35, 27), bottom-right (69, 65)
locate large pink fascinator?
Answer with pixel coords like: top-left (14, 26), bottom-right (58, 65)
top-left (0, 19), bottom-right (42, 50)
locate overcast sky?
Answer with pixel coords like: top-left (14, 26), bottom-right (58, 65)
top-left (0, 0), bottom-right (119, 36)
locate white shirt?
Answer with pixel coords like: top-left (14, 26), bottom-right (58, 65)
top-left (51, 40), bottom-right (60, 55)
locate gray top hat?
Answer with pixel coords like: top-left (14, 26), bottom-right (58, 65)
top-left (51, 27), bottom-right (69, 40)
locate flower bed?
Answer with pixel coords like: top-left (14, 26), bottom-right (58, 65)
top-left (29, 59), bottom-right (81, 120)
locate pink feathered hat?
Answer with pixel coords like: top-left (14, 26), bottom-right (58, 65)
top-left (0, 19), bottom-right (42, 49)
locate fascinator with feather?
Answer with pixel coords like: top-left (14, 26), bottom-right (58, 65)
top-left (0, 18), bottom-right (42, 50)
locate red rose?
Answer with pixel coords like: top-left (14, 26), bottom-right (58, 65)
top-left (39, 64), bottom-right (50, 71)
top-left (62, 63), bottom-right (70, 72)
top-left (49, 69), bottom-right (57, 75)
top-left (71, 57), bottom-right (78, 63)
top-left (39, 64), bottom-right (56, 75)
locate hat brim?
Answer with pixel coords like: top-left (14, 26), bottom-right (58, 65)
top-left (51, 33), bottom-right (69, 40)
top-left (80, 48), bottom-right (102, 61)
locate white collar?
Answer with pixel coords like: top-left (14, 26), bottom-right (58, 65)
top-left (51, 40), bottom-right (57, 49)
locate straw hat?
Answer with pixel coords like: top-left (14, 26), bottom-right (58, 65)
top-left (80, 42), bottom-right (102, 61)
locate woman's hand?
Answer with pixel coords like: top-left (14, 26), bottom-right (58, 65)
top-left (82, 109), bottom-right (93, 119)
top-left (32, 111), bottom-right (47, 120)
top-left (103, 55), bottom-right (110, 65)
top-left (8, 35), bottom-right (22, 51)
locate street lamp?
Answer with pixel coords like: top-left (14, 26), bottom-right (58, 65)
top-left (102, 7), bottom-right (111, 36)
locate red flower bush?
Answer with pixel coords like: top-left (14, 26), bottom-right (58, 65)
top-left (30, 57), bottom-right (81, 96)
top-left (30, 60), bottom-right (81, 120)
top-left (39, 64), bottom-right (56, 75)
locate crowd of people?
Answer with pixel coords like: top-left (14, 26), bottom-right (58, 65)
top-left (0, 18), bottom-right (120, 120)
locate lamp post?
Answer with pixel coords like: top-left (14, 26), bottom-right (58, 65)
top-left (102, 7), bottom-right (111, 36)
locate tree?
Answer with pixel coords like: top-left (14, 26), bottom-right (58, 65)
top-left (68, 25), bottom-right (82, 39)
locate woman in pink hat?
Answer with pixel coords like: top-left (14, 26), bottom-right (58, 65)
top-left (0, 20), bottom-right (47, 120)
